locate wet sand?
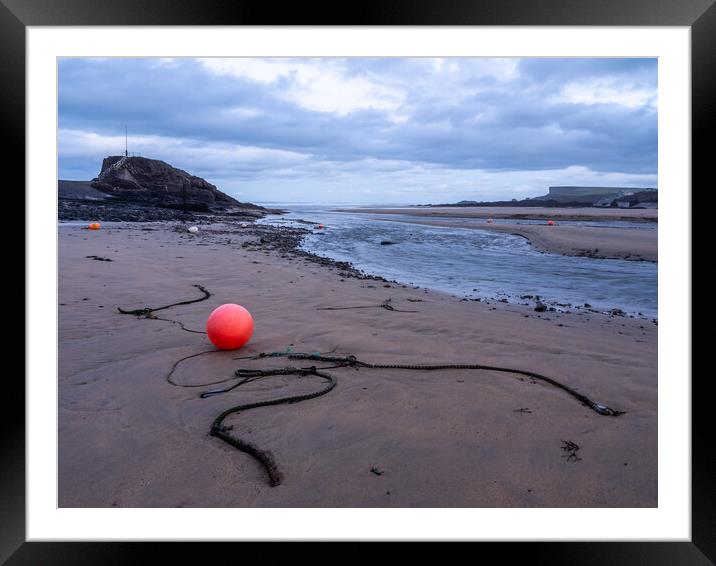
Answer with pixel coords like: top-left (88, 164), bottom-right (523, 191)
top-left (58, 221), bottom-right (657, 507)
top-left (342, 206), bottom-right (658, 222)
top-left (376, 218), bottom-right (658, 262)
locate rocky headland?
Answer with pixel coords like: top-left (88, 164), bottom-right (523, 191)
top-left (59, 156), bottom-right (272, 222)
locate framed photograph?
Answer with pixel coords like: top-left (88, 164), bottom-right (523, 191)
top-left (8, 0), bottom-right (709, 561)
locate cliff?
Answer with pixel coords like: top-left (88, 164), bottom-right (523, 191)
top-left (90, 156), bottom-right (252, 209)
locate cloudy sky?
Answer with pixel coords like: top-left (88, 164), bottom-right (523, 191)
top-left (58, 57), bottom-right (657, 204)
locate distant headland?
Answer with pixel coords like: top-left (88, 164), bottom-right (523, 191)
top-left (420, 186), bottom-right (658, 209)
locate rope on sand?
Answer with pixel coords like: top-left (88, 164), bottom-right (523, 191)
top-left (117, 284), bottom-right (210, 333)
top-left (203, 351), bottom-right (623, 487)
top-left (210, 366), bottom-right (337, 487)
top-left (317, 298), bottom-right (418, 313)
top-left (116, 288), bottom-right (624, 488)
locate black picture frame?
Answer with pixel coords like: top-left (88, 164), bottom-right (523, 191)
top-left (5, 0), bottom-right (710, 561)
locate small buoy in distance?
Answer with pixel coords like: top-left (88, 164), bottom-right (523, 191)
top-left (486, 218), bottom-right (494, 224)
top-left (88, 222), bottom-right (101, 230)
top-left (188, 226), bottom-right (199, 234)
top-left (547, 220), bottom-right (556, 226)
top-left (206, 303), bottom-right (254, 350)
top-left (240, 223), bottom-right (248, 228)
top-left (317, 224), bottom-right (325, 229)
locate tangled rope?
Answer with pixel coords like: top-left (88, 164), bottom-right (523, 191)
top-left (294, 353), bottom-right (622, 416)
top-left (209, 366), bottom-right (337, 487)
top-left (317, 298), bottom-right (418, 313)
top-left (117, 284), bottom-right (211, 317)
top-left (117, 284), bottom-right (210, 333)
top-left (116, 287), bottom-right (624, 489)
top-left (198, 351), bottom-right (623, 487)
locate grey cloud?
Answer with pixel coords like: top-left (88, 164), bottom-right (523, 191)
top-left (58, 57), bottom-right (657, 201)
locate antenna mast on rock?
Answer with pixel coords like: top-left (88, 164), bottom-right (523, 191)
top-left (124, 125), bottom-right (128, 157)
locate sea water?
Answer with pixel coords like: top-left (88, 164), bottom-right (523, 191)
top-left (259, 206), bottom-right (658, 319)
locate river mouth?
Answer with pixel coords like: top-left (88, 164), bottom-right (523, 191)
top-left (259, 206), bottom-right (657, 320)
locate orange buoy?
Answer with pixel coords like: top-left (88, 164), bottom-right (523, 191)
top-left (547, 220), bottom-right (556, 226)
top-left (206, 304), bottom-right (254, 350)
top-left (88, 222), bottom-right (101, 230)
top-left (317, 224), bottom-right (324, 229)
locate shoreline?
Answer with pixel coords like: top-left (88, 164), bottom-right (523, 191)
top-left (59, 219), bottom-right (657, 507)
top-left (336, 205), bottom-right (658, 223)
top-left (65, 218), bottom-right (656, 318)
top-left (371, 217), bottom-right (658, 262)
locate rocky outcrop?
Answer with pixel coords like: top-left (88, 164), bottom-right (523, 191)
top-left (58, 180), bottom-right (114, 201)
top-left (90, 156), bottom-right (251, 209)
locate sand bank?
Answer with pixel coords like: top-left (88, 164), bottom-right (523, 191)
top-left (59, 221), bottom-right (657, 507)
top-left (375, 218), bottom-right (657, 262)
top-left (340, 206), bottom-right (658, 223)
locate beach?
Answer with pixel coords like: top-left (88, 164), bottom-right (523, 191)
top-left (377, 219), bottom-right (657, 262)
top-left (339, 207), bottom-right (658, 262)
top-left (342, 206), bottom-right (658, 222)
top-left (59, 219), bottom-right (657, 507)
